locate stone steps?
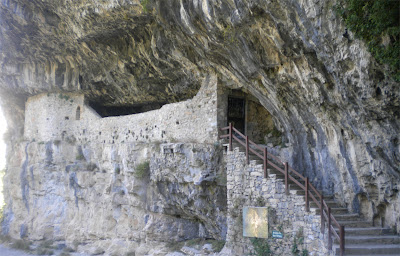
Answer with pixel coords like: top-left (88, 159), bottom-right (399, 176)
top-left (333, 244), bottom-right (400, 255)
top-left (333, 213), bottom-right (361, 221)
top-left (337, 220), bottom-right (373, 228)
top-left (339, 227), bottom-right (394, 236)
top-left (224, 142), bottom-right (400, 256)
top-left (334, 235), bottom-right (400, 245)
top-left (310, 200), bottom-right (340, 208)
top-left (315, 207), bottom-right (348, 215)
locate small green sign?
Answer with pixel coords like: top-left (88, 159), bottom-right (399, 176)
top-left (272, 230), bottom-right (283, 239)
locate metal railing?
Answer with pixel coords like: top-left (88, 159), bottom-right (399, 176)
top-left (220, 123), bottom-right (345, 256)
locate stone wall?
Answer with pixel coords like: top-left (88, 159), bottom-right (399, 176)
top-left (24, 75), bottom-right (219, 144)
top-left (223, 147), bottom-right (330, 256)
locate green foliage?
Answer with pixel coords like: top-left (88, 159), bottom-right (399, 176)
top-left (255, 196), bottom-right (265, 207)
top-left (250, 238), bottom-right (272, 256)
top-left (209, 239), bottom-right (225, 252)
top-left (216, 171), bottom-right (227, 186)
top-left (167, 240), bottom-right (185, 252)
top-left (35, 247), bottom-right (54, 255)
top-left (335, 0), bottom-right (400, 81)
top-left (134, 161), bottom-right (150, 178)
top-left (292, 229), bottom-right (307, 256)
top-left (35, 239), bottom-right (56, 255)
top-left (222, 24), bottom-right (238, 44)
top-left (140, 0), bottom-right (149, 13)
top-left (58, 93), bottom-right (71, 101)
top-left (11, 239), bottom-right (31, 251)
top-left (0, 234), bottom-right (11, 243)
top-left (186, 238), bottom-right (203, 247)
top-left (76, 152), bottom-right (84, 160)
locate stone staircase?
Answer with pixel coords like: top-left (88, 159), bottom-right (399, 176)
top-left (225, 140), bottom-right (400, 255)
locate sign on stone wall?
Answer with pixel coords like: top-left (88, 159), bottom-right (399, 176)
top-left (243, 207), bottom-right (269, 238)
top-left (272, 230), bottom-right (283, 239)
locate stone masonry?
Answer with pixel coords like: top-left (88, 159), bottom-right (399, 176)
top-left (24, 75), bottom-right (219, 145)
top-left (223, 147), bottom-right (330, 256)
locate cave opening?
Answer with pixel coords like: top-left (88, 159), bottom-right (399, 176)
top-left (88, 101), bottom-right (167, 118)
top-left (227, 97), bottom-right (246, 134)
top-left (219, 87), bottom-right (284, 146)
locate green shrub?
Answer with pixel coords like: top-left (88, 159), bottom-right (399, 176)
top-left (134, 161), bottom-right (150, 178)
top-left (76, 152), bottom-right (84, 160)
top-left (210, 240), bottom-right (225, 252)
top-left (250, 238), bottom-right (271, 256)
top-left (140, 0), bottom-right (149, 13)
top-left (216, 172), bottom-right (227, 186)
top-left (186, 238), bottom-right (203, 247)
top-left (35, 247), bottom-right (54, 255)
top-left (11, 239), bottom-right (31, 251)
top-left (335, 0), bottom-right (400, 81)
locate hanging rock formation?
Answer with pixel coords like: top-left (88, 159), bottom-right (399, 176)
top-left (0, 0), bottom-right (399, 254)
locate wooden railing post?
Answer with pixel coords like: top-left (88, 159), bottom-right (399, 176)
top-left (305, 177), bottom-right (309, 212)
top-left (328, 207), bottom-right (332, 250)
top-left (245, 135), bottom-right (249, 164)
top-left (228, 123), bottom-right (232, 151)
top-left (284, 162), bottom-right (289, 195)
top-left (320, 194), bottom-right (325, 234)
top-left (263, 147), bottom-right (268, 178)
top-left (340, 225), bottom-right (345, 256)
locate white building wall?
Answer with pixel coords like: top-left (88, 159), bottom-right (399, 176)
top-left (24, 75), bottom-right (219, 144)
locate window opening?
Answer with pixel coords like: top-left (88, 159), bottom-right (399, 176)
top-left (76, 106), bottom-right (81, 120)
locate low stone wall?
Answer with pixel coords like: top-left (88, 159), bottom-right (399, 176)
top-left (223, 147), bottom-right (330, 256)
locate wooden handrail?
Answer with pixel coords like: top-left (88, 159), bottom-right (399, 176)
top-left (289, 166), bottom-right (306, 181)
top-left (219, 123), bottom-right (345, 255)
top-left (249, 147), bottom-right (263, 159)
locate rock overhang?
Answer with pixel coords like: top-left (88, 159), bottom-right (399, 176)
top-left (0, 0), bottom-right (399, 236)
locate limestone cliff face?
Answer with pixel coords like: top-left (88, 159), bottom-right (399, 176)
top-left (0, 0), bottom-right (399, 246)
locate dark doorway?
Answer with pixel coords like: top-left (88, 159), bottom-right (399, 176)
top-left (228, 97), bottom-right (245, 134)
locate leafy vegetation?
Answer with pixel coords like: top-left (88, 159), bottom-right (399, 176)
top-left (335, 0), bottom-right (400, 81)
top-left (250, 238), bottom-right (272, 256)
top-left (209, 239), bottom-right (225, 252)
top-left (58, 93), bottom-right (71, 101)
top-left (134, 161), bottom-right (150, 178)
top-left (140, 0), bottom-right (149, 13)
top-left (34, 240), bottom-right (56, 255)
top-left (216, 171), bottom-right (227, 186)
top-left (10, 239), bottom-right (31, 251)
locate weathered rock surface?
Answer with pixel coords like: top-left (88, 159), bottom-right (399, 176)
top-left (2, 139), bottom-right (226, 255)
top-left (0, 0), bottom-right (399, 252)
